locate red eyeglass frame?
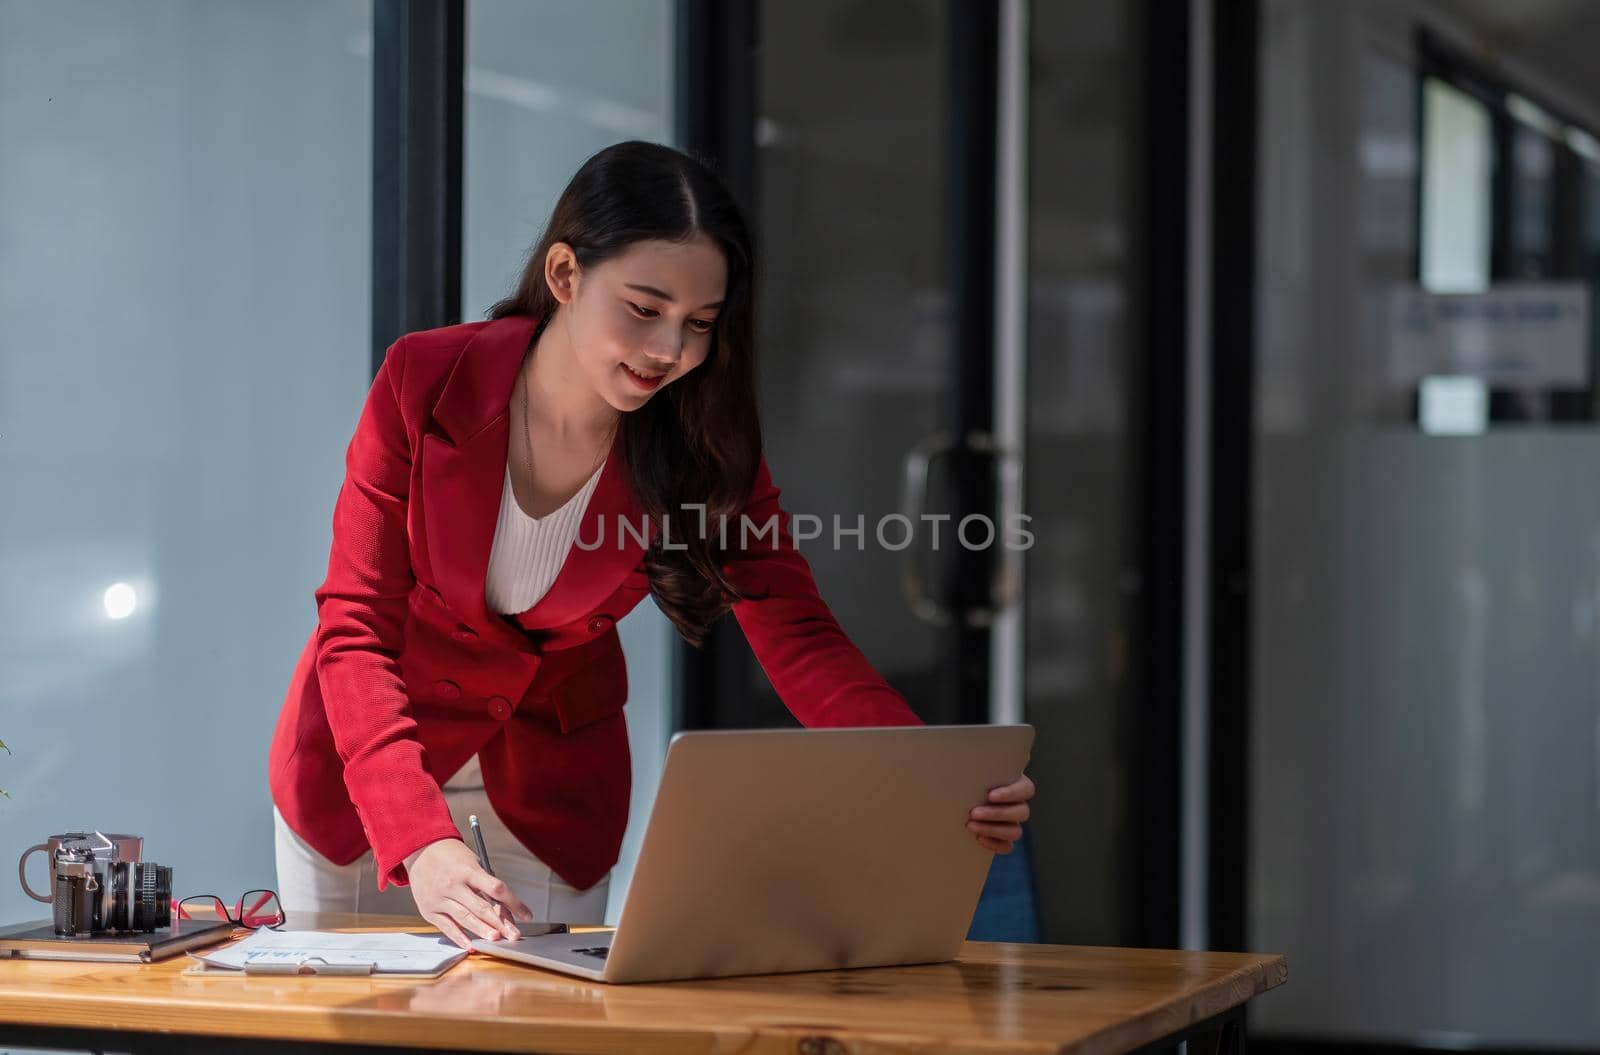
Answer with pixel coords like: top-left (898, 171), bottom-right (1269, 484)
top-left (171, 888), bottom-right (285, 929)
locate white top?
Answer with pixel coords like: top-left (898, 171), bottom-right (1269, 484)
top-left (444, 751), bottom-right (485, 790)
top-left (483, 461), bottom-right (605, 615)
top-left (446, 460), bottom-right (604, 793)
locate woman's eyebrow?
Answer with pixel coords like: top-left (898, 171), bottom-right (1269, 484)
top-left (624, 282), bottom-right (724, 310)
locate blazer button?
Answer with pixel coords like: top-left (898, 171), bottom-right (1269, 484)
top-left (486, 696), bottom-right (512, 721)
top-left (452, 624), bottom-right (478, 642)
top-left (587, 615), bottom-right (614, 634)
top-left (434, 680), bottom-right (461, 701)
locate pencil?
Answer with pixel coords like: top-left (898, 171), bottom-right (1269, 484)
top-left (468, 814), bottom-right (495, 877)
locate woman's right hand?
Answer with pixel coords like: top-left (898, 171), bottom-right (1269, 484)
top-left (403, 838), bottom-right (534, 949)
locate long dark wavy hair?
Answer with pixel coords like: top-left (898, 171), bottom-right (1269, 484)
top-left (488, 141), bottom-right (762, 646)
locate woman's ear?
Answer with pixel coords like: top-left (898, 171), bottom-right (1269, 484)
top-left (544, 242), bottom-right (579, 305)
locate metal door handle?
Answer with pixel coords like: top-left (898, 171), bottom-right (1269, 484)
top-left (899, 430), bottom-right (1021, 627)
top-left (901, 431), bottom-right (956, 626)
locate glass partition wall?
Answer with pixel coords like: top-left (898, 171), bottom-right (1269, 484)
top-left (0, 0), bottom-right (374, 926)
top-left (1250, 0), bottom-right (1600, 1045)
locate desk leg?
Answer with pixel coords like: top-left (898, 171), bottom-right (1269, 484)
top-left (1197, 1007), bottom-right (1246, 1055)
top-left (1130, 1003), bottom-right (1248, 1055)
top-left (1217, 1015), bottom-right (1245, 1055)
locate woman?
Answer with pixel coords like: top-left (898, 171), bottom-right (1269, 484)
top-left (268, 141), bottom-right (1034, 950)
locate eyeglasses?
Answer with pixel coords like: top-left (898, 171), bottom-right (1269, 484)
top-left (172, 888), bottom-right (285, 930)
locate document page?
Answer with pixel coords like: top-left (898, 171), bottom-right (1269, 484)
top-left (194, 929), bottom-right (468, 974)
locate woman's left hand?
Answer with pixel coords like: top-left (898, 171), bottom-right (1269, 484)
top-left (967, 773), bottom-right (1035, 854)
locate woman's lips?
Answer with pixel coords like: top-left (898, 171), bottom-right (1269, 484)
top-left (621, 363), bottom-right (666, 391)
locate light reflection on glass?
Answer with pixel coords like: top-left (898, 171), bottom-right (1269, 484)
top-left (102, 582), bottom-right (138, 620)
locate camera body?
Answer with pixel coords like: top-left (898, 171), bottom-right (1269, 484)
top-left (46, 835), bottom-right (172, 936)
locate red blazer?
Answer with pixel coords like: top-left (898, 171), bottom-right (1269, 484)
top-left (269, 314), bottom-right (921, 893)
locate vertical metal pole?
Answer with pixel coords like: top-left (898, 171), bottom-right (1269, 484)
top-left (990, 0), bottom-right (1029, 728)
top-left (1182, 0), bottom-right (1215, 953)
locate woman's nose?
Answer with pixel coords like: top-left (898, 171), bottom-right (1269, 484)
top-left (645, 336), bottom-right (682, 367)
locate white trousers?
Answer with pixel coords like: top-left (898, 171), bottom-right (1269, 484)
top-left (273, 758), bottom-right (609, 924)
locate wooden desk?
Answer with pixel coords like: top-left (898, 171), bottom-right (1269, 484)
top-left (0, 913), bottom-right (1285, 1054)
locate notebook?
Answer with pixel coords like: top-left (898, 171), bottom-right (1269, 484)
top-left (0, 917), bottom-right (235, 963)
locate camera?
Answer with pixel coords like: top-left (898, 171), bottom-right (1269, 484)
top-left (18, 832), bottom-right (172, 936)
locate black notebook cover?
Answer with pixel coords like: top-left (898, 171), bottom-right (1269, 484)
top-left (0, 917), bottom-right (235, 963)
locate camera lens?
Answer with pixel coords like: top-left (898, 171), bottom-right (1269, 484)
top-left (101, 861), bottom-right (173, 932)
top-left (133, 863), bottom-right (173, 930)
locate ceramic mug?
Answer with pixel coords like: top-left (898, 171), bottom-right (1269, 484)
top-left (17, 832), bottom-right (143, 903)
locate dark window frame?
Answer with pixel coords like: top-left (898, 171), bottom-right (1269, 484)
top-left (672, 0), bottom-right (760, 733)
top-left (370, 0), bottom-right (465, 370)
top-left (1207, 0), bottom-right (1260, 959)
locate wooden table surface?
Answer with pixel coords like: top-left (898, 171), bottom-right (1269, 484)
top-left (0, 913), bottom-right (1286, 1055)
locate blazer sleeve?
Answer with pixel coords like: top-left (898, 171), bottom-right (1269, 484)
top-left (312, 337), bottom-right (461, 890)
top-left (726, 458), bottom-right (924, 728)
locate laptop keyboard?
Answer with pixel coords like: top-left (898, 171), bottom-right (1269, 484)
top-left (572, 946), bottom-right (609, 960)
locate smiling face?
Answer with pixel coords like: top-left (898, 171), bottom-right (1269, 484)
top-left (545, 234), bottom-right (728, 412)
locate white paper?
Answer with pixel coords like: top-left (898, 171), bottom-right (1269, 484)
top-left (194, 929), bottom-right (468, 974)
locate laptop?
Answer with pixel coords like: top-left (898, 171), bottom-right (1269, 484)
top-left (471, 723), bottom-right (1034, 983)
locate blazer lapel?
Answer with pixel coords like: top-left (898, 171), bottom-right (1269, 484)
top-left (420, 315), bottom-right (539, 653)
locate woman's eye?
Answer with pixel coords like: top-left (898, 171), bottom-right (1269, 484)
top-left (628, 301), bottom-right (712, 332)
